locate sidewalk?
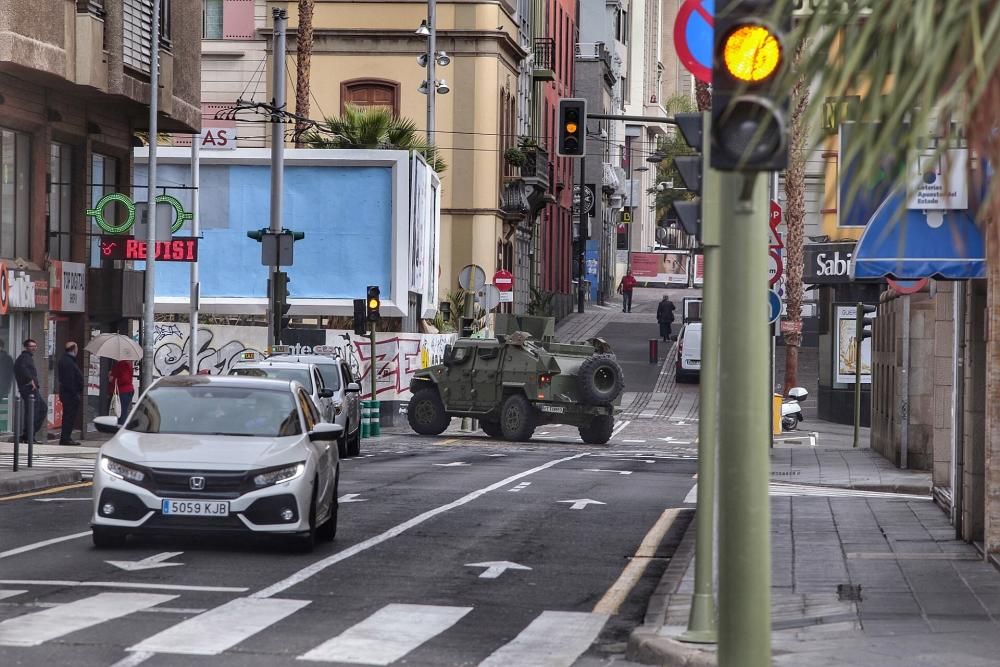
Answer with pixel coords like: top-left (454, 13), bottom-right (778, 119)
top-left (627, 419), bottom-right (1000, 666)
top-left (0, 431), bottom-right (110, 496)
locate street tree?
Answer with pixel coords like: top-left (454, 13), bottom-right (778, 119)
top-left (294, 0), bottom-right (315, 148)
top-left (782, 41), bottom-right (810, 393)
top-left (302, 105), bottom-right (447, 172)
top-left (651, 95), bottom-right (699, 222)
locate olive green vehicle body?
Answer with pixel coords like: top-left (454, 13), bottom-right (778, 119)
top-left (408, 315), bottom-right (622, 428)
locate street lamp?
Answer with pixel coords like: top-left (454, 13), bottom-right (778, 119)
top-left (415, 4), bottom-right (450, 144)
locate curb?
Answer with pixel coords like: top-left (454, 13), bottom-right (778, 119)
top-left (0, 469), bottom-right (83, 497)
top-left (847, 482), bottom-right (930, 495)
top-left (628, 628), bottom-right (717, 667)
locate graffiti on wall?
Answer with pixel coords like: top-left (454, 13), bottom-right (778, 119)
top-left (152, 324), bottom-right (266, 377)
top-left (148, 324), bottom-right (454, 400)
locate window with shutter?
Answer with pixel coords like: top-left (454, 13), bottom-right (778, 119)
top-left (340, 80), bottom-right (400, 116)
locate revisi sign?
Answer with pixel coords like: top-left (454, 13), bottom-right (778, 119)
top-left (804, 242), bottom-right (856, 284)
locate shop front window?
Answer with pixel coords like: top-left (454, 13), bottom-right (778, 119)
top-left (0, 128), bottom-right (31, 260)
top-left (89, 153), bottom-right (121, 267)
top-left (0, 317), bottom-right (11, 434)
top-left (49, 143), bottom-right (73, 261)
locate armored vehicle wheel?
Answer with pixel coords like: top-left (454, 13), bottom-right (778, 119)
top-left (408, 387), bottom-right (450, 435)
top-left (480, 420), bottom-right (503, 438)
top-left (579, 415), bottom-right (615, 445)
top-left (500, 394), bottom-right (536, 441)
top-left (578, 354), bottom-right (625, 405)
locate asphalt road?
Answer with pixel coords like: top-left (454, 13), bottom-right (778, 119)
top-left (0, 428), bottom-right (699, 667)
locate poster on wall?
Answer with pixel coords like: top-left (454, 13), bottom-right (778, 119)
top-left (631, 252), bottom-right (691, 286)
top-left (693, 253), bottom-right (705, 286)
top-left (834, 305), bottom-right (872, 384)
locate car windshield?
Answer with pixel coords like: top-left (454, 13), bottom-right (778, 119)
top-left (124, 386), bottom-right (303, 437)
top-left (231, 366), bottom-right (312, 390)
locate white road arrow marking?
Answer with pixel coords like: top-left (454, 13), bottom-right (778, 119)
top-left (465, 561), bottom-right (532, 579)
top-left (338, 494), bottom-right (368, 503)
top-left (509, 482), bottom-right (531, 492)
top-left (558, 499), bottom-right (606, 510)
top-left (621, 439), bottom-right (646, 443)
top-left (434, 462), bottom-right (470, 467)
top-left (658, 437), bottom-right (676, 442)
top-left (106, 552), bottom-right (184, 572)
top-left (584, 469), bottom-right (632, 475)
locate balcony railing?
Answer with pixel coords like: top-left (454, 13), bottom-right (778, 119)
top-left (533, 38), bottom-right (555, 71)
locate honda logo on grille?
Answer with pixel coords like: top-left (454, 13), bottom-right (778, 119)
top-left (189, 476), bottom-right (206, 490)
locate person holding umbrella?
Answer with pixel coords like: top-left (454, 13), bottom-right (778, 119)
top-left (85, 333), bottom-right (142, 425)
top-left (108, 359), bottom-right (135, 425)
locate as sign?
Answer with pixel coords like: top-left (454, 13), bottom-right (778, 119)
top-left (200, 127), bottom-right (237, 150)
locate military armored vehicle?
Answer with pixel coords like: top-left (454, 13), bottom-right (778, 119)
top-left (407, 314), bottom-right (625, 444)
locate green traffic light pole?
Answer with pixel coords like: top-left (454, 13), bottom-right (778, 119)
top-left (679, 112), bottom-right (719, 644)
top-left (717, 170), bottom-right (771, 667)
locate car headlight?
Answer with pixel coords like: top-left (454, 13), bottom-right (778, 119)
top-left (100, 456), bottom-right (146, 483)
top-left (253, 462), bottom-right (306, 488)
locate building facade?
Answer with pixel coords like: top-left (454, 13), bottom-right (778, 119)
top-left (0, 0), bottom-right (200, 438)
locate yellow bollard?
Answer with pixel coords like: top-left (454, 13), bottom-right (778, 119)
top-left (772, 394), bottom-right (783, 435)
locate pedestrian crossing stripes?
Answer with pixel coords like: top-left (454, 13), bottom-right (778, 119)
top-left (0, 454), bottom-right (95, 479)
top-left (0, 592), bottom-right (176, 647)
top-left (299, 603), bottom-right (472, 664)
top-left (0, 594), bottom-right (610, 665)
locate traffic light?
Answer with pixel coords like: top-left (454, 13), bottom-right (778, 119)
top-left (858, 304), bottom-right (876, 342)
top-left (711, 1), bottom-right (790, 171)
top-left (353, 298), bottom-right (368, 335)
top-left (247, 228), bottom-right (266, 242)
top-left (247, 228), bottom-right (306, 266)
top-left (668, 113), bottom-right (705, 242)
top-left (557, 98), bottom-right (587, 157)
top-left (272, 271), bottom-right (291, 338)
top-left (366, 285), bottom-right (381, 322)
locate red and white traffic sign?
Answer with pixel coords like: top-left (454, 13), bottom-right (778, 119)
top-left (769, 200), bottom-right (783, 249)
top-left (768, 250), bottom-right (783, 287)
top-left (493, 270), bottom-right (514, 303)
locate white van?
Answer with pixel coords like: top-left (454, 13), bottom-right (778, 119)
top-left (675, 322), bottom-right (702, 383)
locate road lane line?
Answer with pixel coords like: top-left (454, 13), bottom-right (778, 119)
top-left (130, 597), bottom-right (309, 655)
top-left (0, 482), bottom-right (92, 501)
top-left (610, 419), bottom-right (631, 440)
top-left (477, 611), bottom-right (609, 667)
top-left (252, 452), bottom-right (590, 599)
top-left (0, 579), bottom-right (249, 593)
top-left (299, 603), bottom-right (472, 664)
top-left (684, 483), bottom-right (698, 504)
top-left (0, 592), bottom-right (175, 647)
top-left (593, 508), bottom-right (690, 615)
top-left (109, 651), bottom-right (155, 667)
top-left (0, 590), bottom-right (26, 601)
top-left (0, 531), bottom-right (91, 560)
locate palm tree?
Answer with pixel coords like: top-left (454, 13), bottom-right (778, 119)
top-left (294, 0), bottom-right (315, 148)
top-left (781, 41), bottom-right (811, 393)
top-left (301, 105), bottom-right (447, 172)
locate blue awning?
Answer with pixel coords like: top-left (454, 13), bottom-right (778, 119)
top-left (850, 190), bottom-right (986, 280)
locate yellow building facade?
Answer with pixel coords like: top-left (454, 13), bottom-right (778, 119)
top-left (273, 0), bottom-right (526, 308)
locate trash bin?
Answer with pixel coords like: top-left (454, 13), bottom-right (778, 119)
top-left (773, 394), bottom-right (783, 435)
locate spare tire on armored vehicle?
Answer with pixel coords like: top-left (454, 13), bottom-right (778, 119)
top-left (577, 354), bottom-right (625, 405)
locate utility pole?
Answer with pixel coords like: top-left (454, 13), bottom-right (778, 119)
top-left (140, 0), bottom-right (162, 391)
top-left (426, 0), bottom-right (436, 144)
top-left (189, 134), bottom-right (200, 374)
top-left (717, 172), bottom-right (771, 667)
top-left (268, 8), bottom-right (288, 349)
top-left (577, 157), bottom-right (586, 313)
top-left (681, 113), bottom-right (718, 644)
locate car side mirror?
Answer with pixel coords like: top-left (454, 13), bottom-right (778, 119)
top-left (93, 415), bottom-right (120, 434)
top-left (318, 388), bottom-right (335, 399)
top-left (345, 382), bottom-right (361, 393)
top-left (309, 422), bottom-right (344, 442)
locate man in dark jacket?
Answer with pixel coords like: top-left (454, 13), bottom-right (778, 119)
top-left (656, 295), bottom-right (676, 342)
top-left (57, 342), bottom-right (84, 446)
top-left (13, 338), bottom-right (46, 442)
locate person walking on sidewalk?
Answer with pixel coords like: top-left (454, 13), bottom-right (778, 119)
top-left (57, 342), bottom-right (84, 446)
top-left (617, 269), bottom-right (638, 313)
top-left (109, 359), bottom-right (135, 425)
top-left (656, 295), bottom-right (676, 341)
top-left (13, 338), bottom-right (46, 442)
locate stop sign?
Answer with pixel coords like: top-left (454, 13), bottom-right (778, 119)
top-left (493, 270), bottom-right (514, 292)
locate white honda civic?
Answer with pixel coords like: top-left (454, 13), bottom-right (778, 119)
top-left (90, 374), bottom-right (342, 551)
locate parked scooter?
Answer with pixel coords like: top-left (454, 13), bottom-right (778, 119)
top-left (780, 387), bottom-right (809, 432)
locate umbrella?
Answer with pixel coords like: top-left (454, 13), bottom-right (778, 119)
top-left (85, 333), bottom-right (143, 361)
